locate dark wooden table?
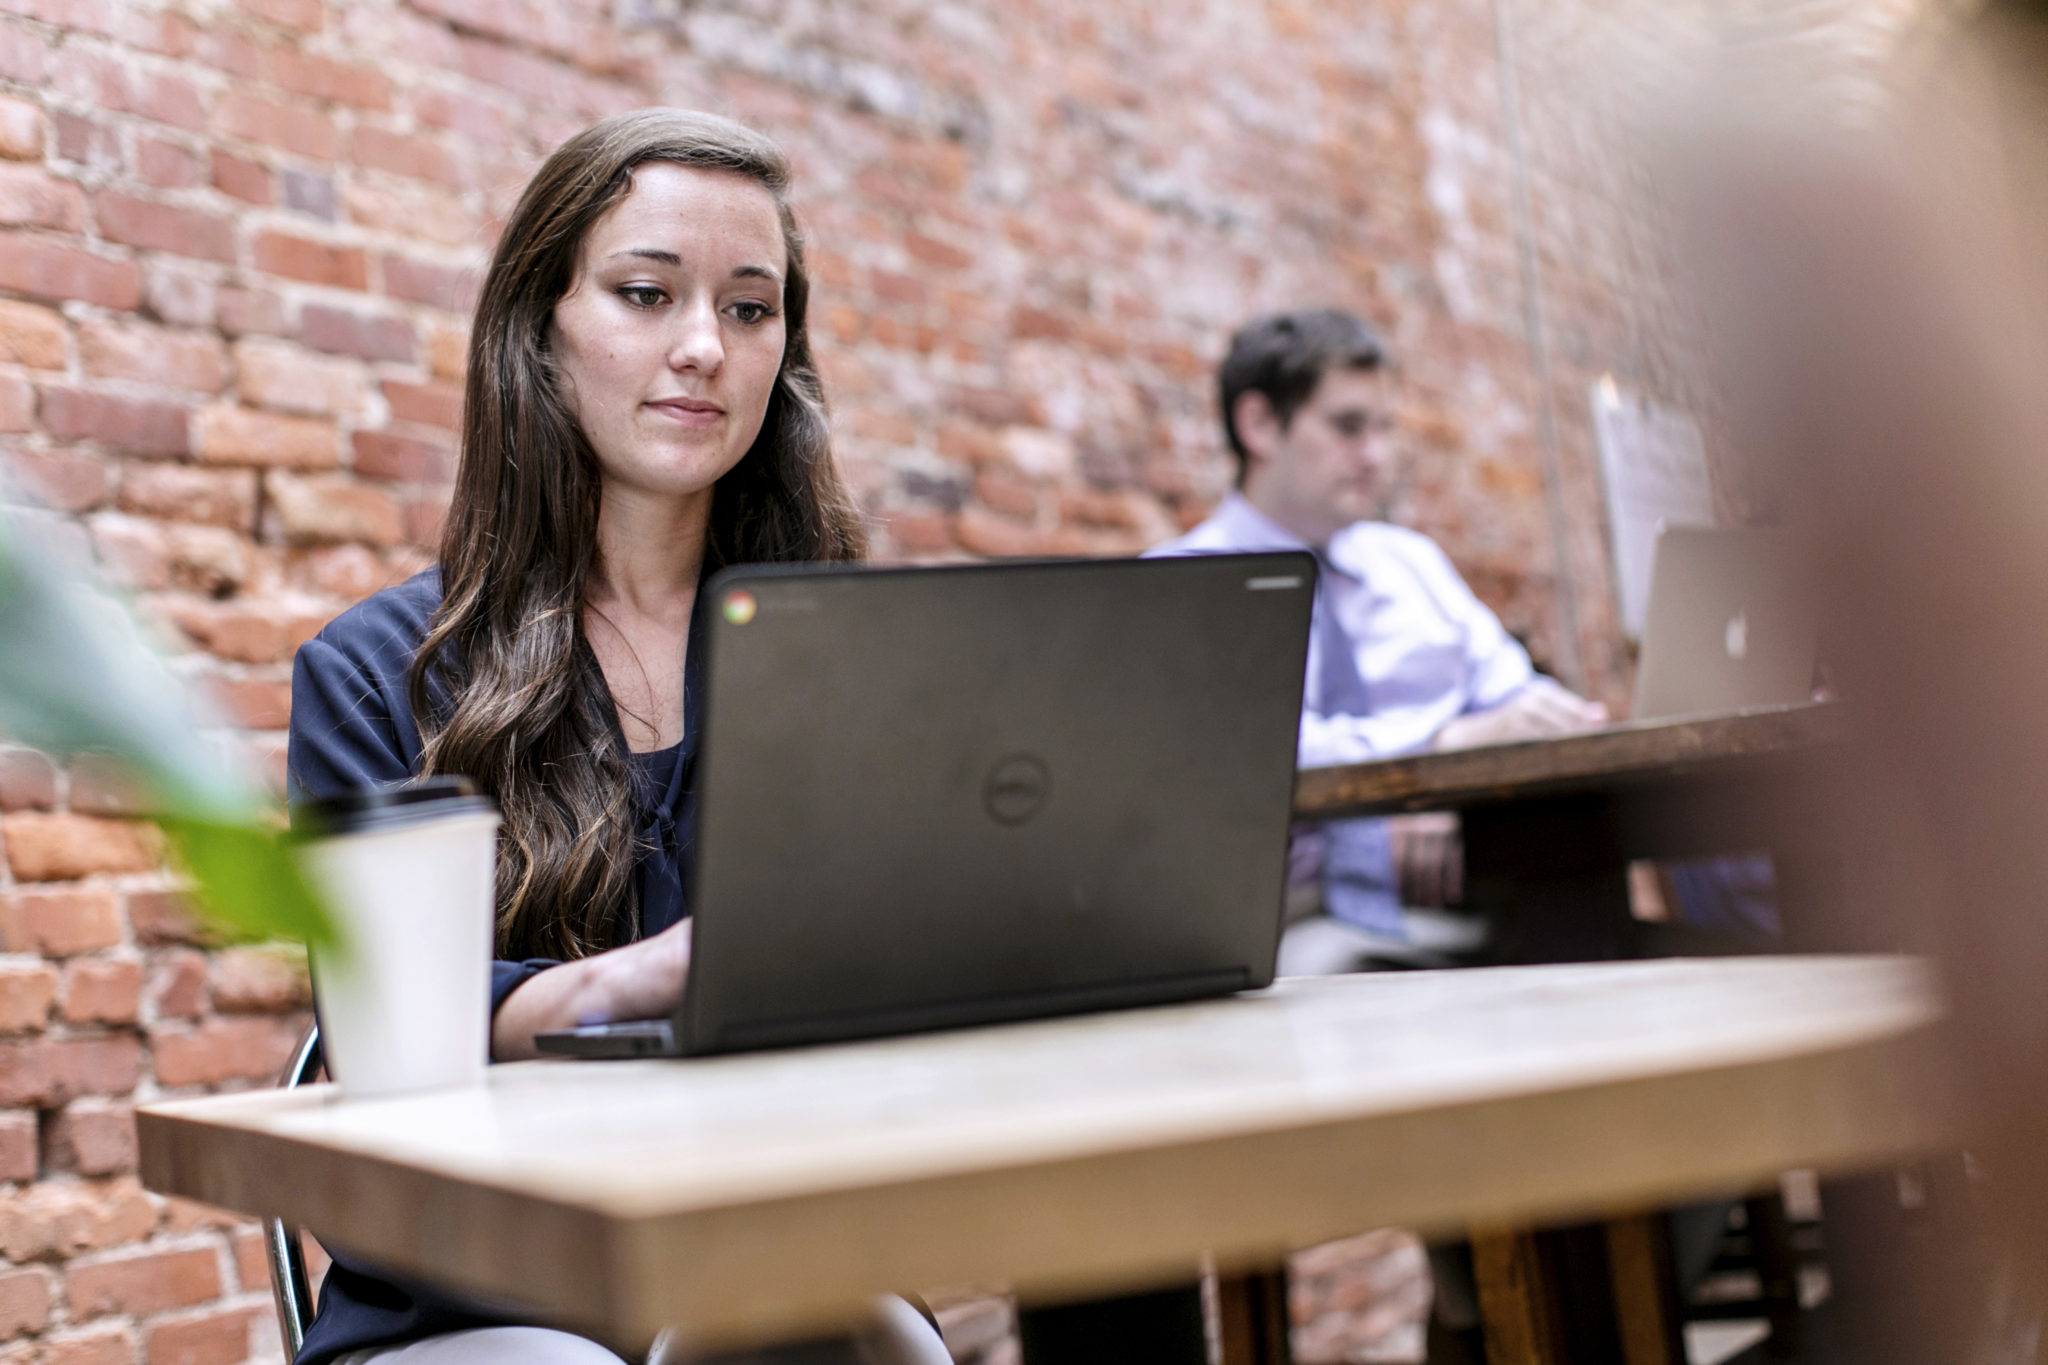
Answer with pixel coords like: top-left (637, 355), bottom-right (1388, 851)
top-left (1284, 703), bottom-right (1881, 1364)
top-left (1293, 702), bottom-right (1853, 961)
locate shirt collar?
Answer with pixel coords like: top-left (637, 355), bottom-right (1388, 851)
top-left (1212, 494), bottom-right (1364, 584)
top-left (1210, 493), bottom-right (1309, 551)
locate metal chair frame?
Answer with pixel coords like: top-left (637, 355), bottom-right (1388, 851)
top-left (266, 1022), bottom-right (324, 1360)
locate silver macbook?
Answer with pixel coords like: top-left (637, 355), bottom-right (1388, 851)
top-left (1632, 525), bottom-right (1816, 721)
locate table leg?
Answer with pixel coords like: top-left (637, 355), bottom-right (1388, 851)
top-left (1216, 1265), bottom-right (1293, 1365)
top-left (1460, 797), bottom-right (1638, 964)
top-left (1460, 770), bottom-right (1860, 960)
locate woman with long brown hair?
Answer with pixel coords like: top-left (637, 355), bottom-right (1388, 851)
top-left (288, 109), bottom-right (949, 1365)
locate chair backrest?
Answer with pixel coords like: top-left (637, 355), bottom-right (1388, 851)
top-left (266, 1023), bottom-right (324, 1360)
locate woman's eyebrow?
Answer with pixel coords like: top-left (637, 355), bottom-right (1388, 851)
top-left (606, 250), bottom-right (781, 285)
top-left (612, 248), bottom-right (681, 265)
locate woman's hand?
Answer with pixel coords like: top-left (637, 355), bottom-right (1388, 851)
top-left (490, 919), bottom-right (693, 1062)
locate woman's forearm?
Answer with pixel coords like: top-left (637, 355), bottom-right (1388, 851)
top-left (490, 956), bottom-right (604, 1061)
top-left (490, 920), bottom-right (691, 1062)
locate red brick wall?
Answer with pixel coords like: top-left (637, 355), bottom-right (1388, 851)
top-left (1, 740), bottom-right (306, 1365)
top-left (0, 0), bottom-right (1635, 690)
top-left (0, 2), bottom-right (1916, 1363)
top-left (1484, 0), bottom-right (1924, 700)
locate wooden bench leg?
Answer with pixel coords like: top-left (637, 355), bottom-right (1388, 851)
top-left (1603, 1214), bottom-right (1685, 1365)
top-left (1474, 1219), bottom-right (1686, 1365)
top-left (1016, 1282), bottom-right (1206, 1365)
top-left (1742, 1192), bottom-right (1804, 1358)
top-left (1473, 1228), bottom-right (1564, 1365)
top-left (1216, 1265), bottom-right (1293, 1365)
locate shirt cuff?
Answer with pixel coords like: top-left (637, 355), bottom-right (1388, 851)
top-left (490, 958), bottom-right (560, 1015)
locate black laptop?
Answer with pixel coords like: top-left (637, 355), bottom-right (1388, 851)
top-left (537, 551), bottom-right (1315, 1058)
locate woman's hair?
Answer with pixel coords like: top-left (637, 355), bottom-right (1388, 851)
top-left (410, 108), bottom-right (867, 961)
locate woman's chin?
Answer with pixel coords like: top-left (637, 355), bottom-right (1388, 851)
top-left (598, 451), bottom-right (747, 503)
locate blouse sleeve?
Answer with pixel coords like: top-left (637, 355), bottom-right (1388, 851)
top-left (288, 637), bottom-right (415, 796)
top-left (288, 633), bottom-right (557, 1015)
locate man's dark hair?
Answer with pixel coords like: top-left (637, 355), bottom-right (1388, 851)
top-left (1218, 309), bottom-right (1388, 484)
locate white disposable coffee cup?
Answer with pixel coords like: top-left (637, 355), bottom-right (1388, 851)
top-left (297, 778), bottom-right (501, 1099)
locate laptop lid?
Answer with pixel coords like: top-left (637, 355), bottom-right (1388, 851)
top-left (1631, 526), bottom-right (1816, 721)
top-left (678, 552), bottom-right (1315, 1055)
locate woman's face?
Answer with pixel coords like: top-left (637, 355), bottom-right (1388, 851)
top-left (550, 162), bottom-right (788, 501)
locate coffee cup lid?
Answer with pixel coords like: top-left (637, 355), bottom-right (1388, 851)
top-left (295, 776), bottom-right (498, 838)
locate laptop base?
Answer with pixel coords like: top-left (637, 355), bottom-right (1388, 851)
top-left (534, 1020), bottom-right (676, 1059)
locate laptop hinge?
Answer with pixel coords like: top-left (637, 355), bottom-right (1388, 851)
top-left (699, 967), bottom-right (1251, 1055)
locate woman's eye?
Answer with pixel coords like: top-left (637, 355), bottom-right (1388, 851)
top-left (619, 286), bottom-right (666, 308)
top-left (730, 301), bottom-right (774, 324)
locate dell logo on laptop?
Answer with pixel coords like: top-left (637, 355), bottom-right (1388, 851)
top-left (984, 754), bottom-right (1051, 825)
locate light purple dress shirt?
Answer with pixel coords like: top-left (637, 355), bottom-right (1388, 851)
top-left (1150, 493), bottom-right (1537, 936)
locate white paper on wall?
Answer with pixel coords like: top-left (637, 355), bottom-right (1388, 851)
top-left (1591, 374), bottom-right (1714, 639)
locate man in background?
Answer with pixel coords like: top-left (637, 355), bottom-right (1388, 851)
top-left (1152, 308), bottom-right (1608, 973)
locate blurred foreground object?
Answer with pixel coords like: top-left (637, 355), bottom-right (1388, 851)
top-left (0, 507), bottom-right (337, 949)
top-left (1690, 0), bottom-right (2048, 1325)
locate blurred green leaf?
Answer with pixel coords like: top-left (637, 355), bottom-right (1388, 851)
top-left (0, 507), bottom-right (342, 953)
top-left (162, 816), bottom-right (342, 953)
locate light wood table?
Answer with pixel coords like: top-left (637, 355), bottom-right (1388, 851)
top-left (1294, 703), bottom-right (1854, 961)
top-left (138, 956), bottom-right (1951, 1361)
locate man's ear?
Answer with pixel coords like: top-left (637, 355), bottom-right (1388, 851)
top-left (1233, 390), bottom-right (1283, 473)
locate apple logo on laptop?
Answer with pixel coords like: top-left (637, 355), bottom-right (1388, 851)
top-left (1725, 610), bottom-right (1749, 661)
top-left (984, 754), bottom-right (1051, 825)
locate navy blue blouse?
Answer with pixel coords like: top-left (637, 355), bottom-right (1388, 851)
top-left (285, 569), bottom-right (704, 1364)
